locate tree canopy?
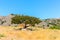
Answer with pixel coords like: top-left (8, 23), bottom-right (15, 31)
top-left (11, 14), bottom-right (41, 26)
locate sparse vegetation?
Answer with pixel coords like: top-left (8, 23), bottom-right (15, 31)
top-left (0, 34), bottom-right (5, 39)
top-left (1, 14), bottom-right (60, 40)
top-left (49, 25), bottom-right (60, 30)
top-left (0, 26), bottom-right (60, 40)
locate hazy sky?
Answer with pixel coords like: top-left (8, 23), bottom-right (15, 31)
top-left (0, 0), bottom-right (60, 19)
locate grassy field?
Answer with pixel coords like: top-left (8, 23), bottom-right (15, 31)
top-left (0, 26), bottom-right (60, 40)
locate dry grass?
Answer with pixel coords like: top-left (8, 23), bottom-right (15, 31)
top-left (0, 26), bottom-right (60, 40)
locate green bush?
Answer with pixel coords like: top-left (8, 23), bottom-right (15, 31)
top-left (49, 25), bottom-right (60, 30)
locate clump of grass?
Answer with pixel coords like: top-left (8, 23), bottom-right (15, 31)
top-left (53, 36), bottom-right (56, 39)
top-left (49, 34), bottom-right (57, 40)
top-left (0, 34), bottom-right (5, 39)
top-left (11, 38), bottom-right (14, 40)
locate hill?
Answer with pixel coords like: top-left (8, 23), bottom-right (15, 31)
top-left (0, 14), bottom-right (60, 29)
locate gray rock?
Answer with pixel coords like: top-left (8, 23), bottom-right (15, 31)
top-left (0, 14), bottom-right (15, 26)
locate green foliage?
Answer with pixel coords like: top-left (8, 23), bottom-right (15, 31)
top-left (1, 21), bottom-right (5, 24)
top-left (11, 14), bottom-right (41, 26)
top-left (49, 25), bottom-right (60, 30)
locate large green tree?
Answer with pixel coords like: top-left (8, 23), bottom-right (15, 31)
top-left (11, 14), bottom-right (41, 28)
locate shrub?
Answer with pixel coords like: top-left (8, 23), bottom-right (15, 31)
top-left (49, 25), bottom-right (60, 30)
top-left (0, 34), bottom-right (5, 39)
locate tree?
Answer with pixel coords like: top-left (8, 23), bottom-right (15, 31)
top-left (11, 14), bottom-right (41, 28)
